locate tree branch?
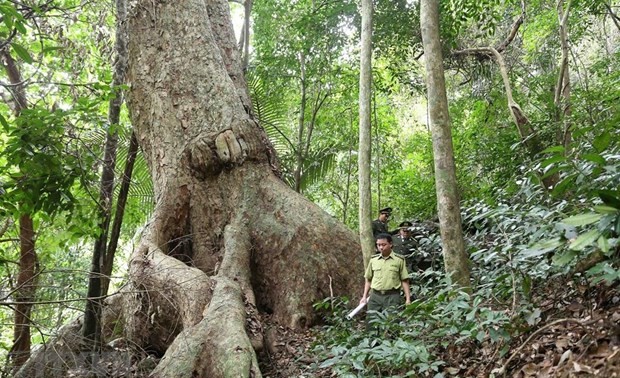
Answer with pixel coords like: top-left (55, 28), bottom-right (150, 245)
top-left (604, 2), bottom-right (620, 31)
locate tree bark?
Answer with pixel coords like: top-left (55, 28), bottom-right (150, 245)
top-left (555, 0), bottom-right (572, 150)
top-left (294, 52), bottom-right (307, 193)
top-left (83, 0), bottom-right (129, 347)
top-left (1, 49), bottom-right (38, 372)
top-left (120, 0), bottom-right (362, 376)
top-left (359, 0), bottom-right (374, 268)
top-left (420, 0), bottom-right (471, 289)
top-left (11, 214), bottom-right (37, 369)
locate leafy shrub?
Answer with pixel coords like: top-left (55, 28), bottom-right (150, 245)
top-left (310, 275), bottom-right (512, 377)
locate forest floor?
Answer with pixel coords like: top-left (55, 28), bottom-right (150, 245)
top-left (259, 279), bottom-right (620, 378)
top-left (55, 277), bottom-right (619, 377)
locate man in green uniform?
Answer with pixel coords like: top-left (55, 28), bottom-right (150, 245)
top-left (371, 207), bottom-right (392, 238)
top-left (360, 233), bottom-right (411, 325)
top-left (392, 221), bottom-right (419, 272)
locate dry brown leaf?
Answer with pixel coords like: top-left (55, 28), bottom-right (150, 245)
top-left (558, 349), bottom-right (572, 366)
top-left (555, 338), bottom-right (569, 350)
top-left (520, 363), bottom-right (539, 376)
top-left (536, 366), bottom-right (555, 378)
top-left (572, 361), bottom-right (594, 373)
top-left (590, 343), bottom-right (611, 358)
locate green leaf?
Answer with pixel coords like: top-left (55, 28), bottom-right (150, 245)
top-left (11, 42), bottom-right (33, 64)
top-left (562, 213), bottom-right (602, 226)
top-left (598, 190), bottom-right (620, 209)
top-left (540, 145), bottom-right (565, 154)
top-left (15, 20), bottom-right (27, 35)
top-left (592, 131), bottom-right (611, 152)
top-left (594, 205), bottom-right (619, 214)
top-left (568, 229), bottom-right (601, 251)
top-left (597, 236), bottom-right (609, 254)
top-left (551, 174), bottom-right (577, 196)
top-left (42, 45), bottom-right (63, 54)
top-left (581, 153), bottom-right (606, 165)
top-left (552, 250), bottom-right (578, 266)
top-left (0, 113), bottom-right (9, 131)
top-left (541, 155), bottom-right (565, 168)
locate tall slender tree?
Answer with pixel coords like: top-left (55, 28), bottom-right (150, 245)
top-left (420, 0), bottom-right (471, 289)
top-left (82, 0), bottom-right (129, 349)
top-left (1, 47), bottom-right (38, 373)
top-left (359, 0), bottom-right (374, 267)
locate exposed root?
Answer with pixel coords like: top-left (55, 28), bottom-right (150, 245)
top-left (149, 221), bottom-right (261, 377)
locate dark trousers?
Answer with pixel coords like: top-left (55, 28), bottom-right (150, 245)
top-left (366, 290), bottom-right (401, 330)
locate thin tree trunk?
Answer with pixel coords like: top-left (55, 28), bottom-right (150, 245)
top-left (420, 0), bottom-right (470, 289)
top-left (294, 52), bottom-right (306, 193)
top-left (343, 108), bottom-right (355, 224)
top-left (373, 88), bottom-right (381, 210)
top-left (359, 0), bottom-right (374, 267)
top-left (83, 0), bottom-right (128, 347)
top-left (555, 0), bottom-right (572, 150)
top-left (101, 131), bottom-right (139, 296)
top-left (1, 49), bottom-right (38, 372)
top-left (242, 0), bottom-right (252, 72)
top-left (11, 215), bottom-right (37, 369)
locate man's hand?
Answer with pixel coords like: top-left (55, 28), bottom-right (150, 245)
top-left (405, 298), bottom-right (411, 306)
top-left (359, 296), bottom-right (368, 305)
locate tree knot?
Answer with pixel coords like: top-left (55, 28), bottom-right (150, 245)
top-left (214, 129), bottom-right (247, 165)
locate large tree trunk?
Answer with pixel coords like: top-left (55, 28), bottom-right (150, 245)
top-left (420, 0), bottom-right (471, 289)
top-left (359, 0), bottom-right (374, 267)
top-left (121, 0), bottom-right (362, 376)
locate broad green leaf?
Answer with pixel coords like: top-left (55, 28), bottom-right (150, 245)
top-left (592, 131), bottom-right (611, 152)
top-left (594, 205), bottom-right (619, 214)
top-left (42, 46), bottom-right (63, 54)
top-left (15, 20), bottom-right (27, 34)
top-left (11, 42), bottom-right (33, 64)
top-left (562, 213), bottom-right (602, 226)
top-left (569, 229), bottom-right (601, 251)
top-left (0, 113), bottom-right (9, 131)
top-left (552, 250), bottom-right (578, 266)
top-left (597, 235), bottom-right (609, 253)
top-left (541, 155), bottom-right (565, 168)
top-left (540, 145), bottom-right (565, 154)
top-left (581, 153), bottom-right (606, 165)
top-left (598, 190), bottom-right (620, 209)
top-left (521, 238), bottom-right (563, 258)
top-left (551, 174), bottom-right (577, 196)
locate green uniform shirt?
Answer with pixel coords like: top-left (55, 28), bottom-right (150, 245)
top-left (372, 219), bottom-right (388, 237)
top-left (364, 253), bottom-right (409, 291)
top-left (392, 235), bottom-right (418, 256)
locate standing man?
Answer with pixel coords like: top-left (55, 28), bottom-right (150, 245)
top-left (392, 221), bottom-right (419, 272)
top-left (360, 233), bottom-right (411, 325)
top-left (372, 207), bottom-right (392, 238)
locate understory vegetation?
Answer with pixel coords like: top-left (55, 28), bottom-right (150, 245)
top-left (308, 158), bottom-right (620, 376)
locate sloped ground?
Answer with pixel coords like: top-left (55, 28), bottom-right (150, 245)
top-left (258, 280), bottom-right (619, 377)
top-left (30, 279), bottom-right (618, 377)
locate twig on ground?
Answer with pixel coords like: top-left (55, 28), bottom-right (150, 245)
top-left (496, 318), bottom-right (586, 376)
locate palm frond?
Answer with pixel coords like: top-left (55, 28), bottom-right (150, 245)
top-left (299, 145), bottom-right (338, 191)
top-left (247, 72), bottom-right (294, 155)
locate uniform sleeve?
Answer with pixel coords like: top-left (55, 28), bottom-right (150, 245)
top-left (364, 259), bottom-right (373, 280)
top-left (400, 258), bottom-right (409, 280)
top-left (371, 221), bottom-right (379, 236)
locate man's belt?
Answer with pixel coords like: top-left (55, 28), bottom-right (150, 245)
top-left (372, 288), bottom-right (400, 295)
